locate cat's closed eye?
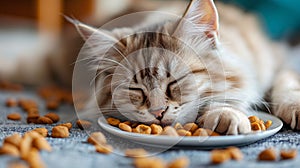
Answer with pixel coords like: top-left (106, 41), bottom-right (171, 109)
top-left (128, 88), bottom-right (145, 106)
top-left (167, 81), bottom-right (181, 102)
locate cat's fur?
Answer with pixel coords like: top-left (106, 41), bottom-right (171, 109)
top-left (69, 0), bottom-right (300, 135)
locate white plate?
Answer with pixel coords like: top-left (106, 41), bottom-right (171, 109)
top-left (98, 112), bottom-right (283, 149)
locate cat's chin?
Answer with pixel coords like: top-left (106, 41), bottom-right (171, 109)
top-left (143, 119), bottom-right (161, 125)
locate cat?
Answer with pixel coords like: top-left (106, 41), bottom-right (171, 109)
top-left (62, 0), bottom-right (300, 134)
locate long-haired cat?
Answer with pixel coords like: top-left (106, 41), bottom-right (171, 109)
top-left (70, 0), bottom-right (300, 135)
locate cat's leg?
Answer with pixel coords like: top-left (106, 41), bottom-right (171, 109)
top-left (271, 69), bottom-right (300, 130)
top-left (196, 103), bottom-right (251, 135)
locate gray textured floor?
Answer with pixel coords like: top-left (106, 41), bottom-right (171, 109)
top-left (1, 89), bottom-right (300, 168)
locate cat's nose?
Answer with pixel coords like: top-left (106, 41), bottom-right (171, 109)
top-left (150, 107), bottom-right (166, 119)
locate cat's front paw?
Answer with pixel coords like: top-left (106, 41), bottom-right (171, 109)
top-left (197, 107), bottom-right (251, 135)
top-left (274, 102), bottom-right (300, 130)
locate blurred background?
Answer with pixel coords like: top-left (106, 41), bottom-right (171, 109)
top-left (0, 0), bottom-right (299, 86)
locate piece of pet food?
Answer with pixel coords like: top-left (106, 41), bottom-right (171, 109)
top-left (44, 113), bottom-right (60, 123)
top-left (37, 116), bottom-right (53, 124)
top-left (183, 123), bottom-right (198, 133)
top-left (76, 120), bottom-right (92, 129)
top-left (106, 117), bottom-right (120, 126)
top-left (95, 144), bottom-right (113, 154)
top-left (6, 98), bottom-right (18, 107)
top-left (57, 122), bottom-right (72, 130)
top-left (32, 128), bottom-right (48, 137)
top-left (150, 124), bottom-right (163, 135)
top-left (280, 149), bottom-right (297, 160)
top-left (118, 123), bottom-right (132, 132)
top-left (134, 124), bottom-right (152, 134)
top-left (51, 126), bottom-right (69, 138)
top-left (134, 157), bottom-right (165, 168)
top-left (87, 132), bottom-right (107, 145)
top-left (125, 148), bottom-right (148, 158)
top-left (258, 148), bottom-right (277, 161)
top-left (167, 157), bottom-right (190, 168)
top-left (7, 113), bottom-right (21, 121)
top-left (161, 126), bottom-right (178, 136)
top-left (211, 150), bottom-right (231, 164)
top-left (176, 129), bottom-right (192, 136)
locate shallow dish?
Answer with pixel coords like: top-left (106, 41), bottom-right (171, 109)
top-left (98, 112), bottom-right (283, 149)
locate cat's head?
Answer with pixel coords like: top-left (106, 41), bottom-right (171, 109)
top-left (72, 0), bottom-right (222, 125)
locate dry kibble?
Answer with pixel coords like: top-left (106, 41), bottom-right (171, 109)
top-left (46, 100), bottom-right (59, 110)
top-left (174, 123), bottom-right (183, 130)
top-left (76, 120), bottom-right (92, 130)
top-left (161, 126), bottom-right (178, 136)
top-left (227, 147), bottom-right (243, 160)
top-left (176, 129), bottom-right (192, 136)
top-left (125, 148), bottom-right (148, 158)
top-left (106, 117), bottom-right (120, 126)
top-left (135, 124), bottom-right (152, 134)
top-left (87, 132), bottom-right (107, 145)
top-left (280, 150), bottom-right (297, 160)
top-left (32, 128), bottom-right (48, 137)
top-left (26, 148), bottom-right (45, 168)
top-left (265, 120), bottom-right (272, 129)
top-left (183, 123), bottom-right (198, 133)
top-left (32, 137), bottom-right (52, 152)
top-left (7, 113), bottom-right (21, 121)
top-left (19, 134), bottom-right (33, 160)
top-left (205, 129), bottom-right (220, 136)
top-left (123, 121), bottom-right (131, 126)
top-left (167, 157), bottom-right (189, 168)
top-left (44, 113), bottom-right (60, 123)
top-left (4, 133), bottom-right (22, 147)
top-left (248, 116), bottom-right (260, 123)
top-left (134, 157), bottom-right (166, 168)
top-left (26, 114), bottom-right (40, 124)
top-left (251, 122), bottom-right (261, 131)
top-left (0, 143), bottom-right (20, 156)
top-left (258, 148), bottom-right (277, 161)
top-left (95, 144), bottom-right (113, 154)
top-left (37, 116), bottom-right (53, 124)
top-left (51, 126), bottom-right (69, 138)
top-left (150, 124), bottom-right (163, 135)
top-left (58, 122), bottom-right (72, 130)
top-left (192, 128), bottom-right (208, 136)
top-left (7, 162), bottom-right (29, 168)
top-left (211, 150), bottom-right (231, 164)
top-left (259, 120), bottom-right (266, 131)
top-left (6, 98), bottom-right (18, 107)
top-left (119, 123), bottom-right (132, 132)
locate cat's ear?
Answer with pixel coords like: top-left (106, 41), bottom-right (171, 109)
top-left (173, 0), bottom-right (219, 44)
top-left (65, 16), bottom-right (125, 48)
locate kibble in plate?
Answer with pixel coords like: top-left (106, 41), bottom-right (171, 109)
top-left (280, 149), bottom-right (297, 160)
top-left (192, 128), bottom-right (208, 136)
top-left (248, 116), bottom-right (272, 131)
top-left (258, 148), bottom-right (277, 161)
top-left (7, 113), bottom-right (21, 121)
top-left (176, 129), bottom-right (192, 136)
top-left (125, 148), bottom-right (148, 158)
top-left (134, 124), bottom-right (152, 134)
top-left (183, 123), bottom-right (198, 133)
top-left (167, 157), bottom-right (189, 168)
top-left (161, 126), bottom-right (178, 136)
top-left (51, 126), bottom-right (69, 138)
top-left (118, 123), bottom-right (132, 132)
top-left (174, 123), bottom-right (183, 130)
top-left (265, 120), bottom-right (272, 129)
top-left (44, 113), bottom-right (60, 123)
top-left (106, 117), bottom-right (120, 126)
top-left (87, 132), bottom-right (107, 145)
top-left (150, 124), bottom-right (163, 135)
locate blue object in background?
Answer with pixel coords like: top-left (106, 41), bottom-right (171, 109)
top-left (221, 0), bottom-right (300, 40)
